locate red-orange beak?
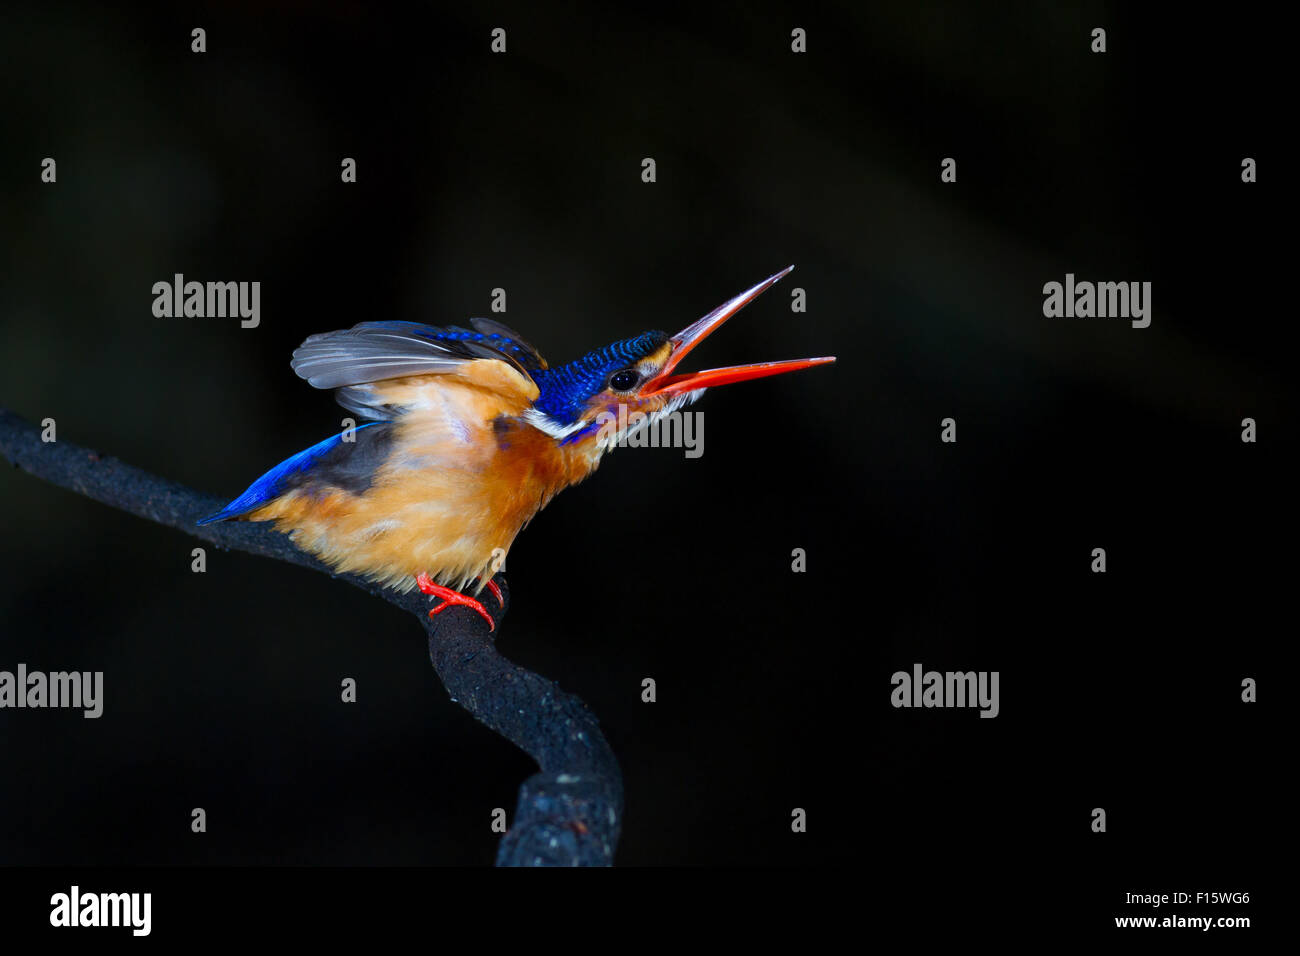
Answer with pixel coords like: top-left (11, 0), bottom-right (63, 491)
top-left (641, 266), bottom-right (836, 398)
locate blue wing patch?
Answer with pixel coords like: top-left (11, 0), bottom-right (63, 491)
top-left (198, 422), bottom-right (388, 525)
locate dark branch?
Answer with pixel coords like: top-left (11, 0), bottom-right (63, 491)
top-left (0, 408), bottom-right (622, 866)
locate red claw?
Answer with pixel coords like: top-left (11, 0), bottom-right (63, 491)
top-left (416, 572), bottom-right (496, 632)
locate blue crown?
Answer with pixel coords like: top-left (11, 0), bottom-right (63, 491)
top-left (531, 331), bottom-right (667, 424)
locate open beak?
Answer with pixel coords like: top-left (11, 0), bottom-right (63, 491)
top-left (641, 266), bottom-right (836, 398)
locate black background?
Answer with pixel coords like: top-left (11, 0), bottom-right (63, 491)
top-left (0, 0), bottom-right (1281, 929)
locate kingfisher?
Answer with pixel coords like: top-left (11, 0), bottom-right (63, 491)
top-left (200, 267), bottom-right (834, 630)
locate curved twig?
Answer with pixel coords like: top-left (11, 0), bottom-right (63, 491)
top-left (0, 408), bottom-right (622, 866)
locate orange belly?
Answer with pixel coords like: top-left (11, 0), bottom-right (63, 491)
top-left (247, 415), bottom-right (599, 593)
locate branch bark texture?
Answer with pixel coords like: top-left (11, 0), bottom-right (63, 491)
top-left (0, 408), bottom-right (622, 866)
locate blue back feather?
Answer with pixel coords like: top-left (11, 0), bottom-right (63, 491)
top-left (198, 422), bottom-right (386, 524)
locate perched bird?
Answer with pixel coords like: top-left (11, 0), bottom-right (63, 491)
top-left (200, 267), bottom-right (834, 629)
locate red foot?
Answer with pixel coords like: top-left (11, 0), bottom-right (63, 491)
top-left (416, 573), bottom-right (500, 632)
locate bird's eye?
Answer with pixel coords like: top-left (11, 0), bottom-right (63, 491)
top-left (608, 369), bottom-right (640, 392)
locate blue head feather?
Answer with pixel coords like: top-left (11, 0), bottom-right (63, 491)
top-left (530, 331), bottom-right (668, 426)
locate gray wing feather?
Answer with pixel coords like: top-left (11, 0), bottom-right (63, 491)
top-left (334, 384), bottom-right (389, 421)
top-left (291, 320), bottom-right (541, 421)
top-left (291, 325), bottom-right (471, 389)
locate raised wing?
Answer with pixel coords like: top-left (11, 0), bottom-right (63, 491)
top-left (291, 319), bottom-right (547, 419)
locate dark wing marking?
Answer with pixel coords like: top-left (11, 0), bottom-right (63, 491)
top-left (197, 422), bottom-right (394, 523)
